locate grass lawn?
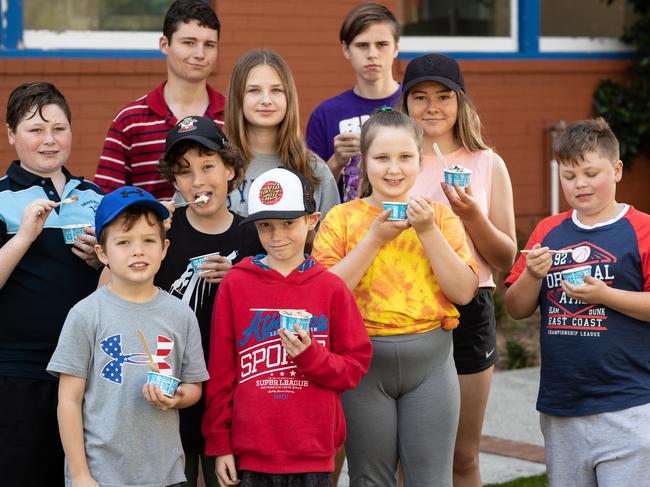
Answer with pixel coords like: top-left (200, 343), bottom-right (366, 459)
top-left (485, 473), bottom-right (548, 487)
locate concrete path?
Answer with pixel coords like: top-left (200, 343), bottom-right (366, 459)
top-left (480, 366), bottom-right (546, 484)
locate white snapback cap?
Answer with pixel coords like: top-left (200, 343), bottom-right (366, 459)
top-left (241, 167), bottom-right (316, 224)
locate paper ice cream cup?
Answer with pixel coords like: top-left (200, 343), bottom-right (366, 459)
top-left (146, 371), bottom-right (180, 398)
top-left (561, 265), bottom-right (592, 286)
top-left (383, 202), bottom-right (408, 221)
top-left (279, 309), bottom-right (312, 334)
top-left (443, 165), bottom-right (472, 188)
top-left (61, 224), bottom-right (90, 244)
top-left (189, 252), bottom-right (220, 273)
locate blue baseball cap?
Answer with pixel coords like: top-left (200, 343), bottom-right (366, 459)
top-left (95, 186), bottom-right (169, 240)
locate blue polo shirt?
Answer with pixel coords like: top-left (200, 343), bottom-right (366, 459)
top-left (0, 161), bottom-right (103, 380)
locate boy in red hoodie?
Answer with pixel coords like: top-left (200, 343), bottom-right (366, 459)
top-left (202, 167), bottom-right (372, 486)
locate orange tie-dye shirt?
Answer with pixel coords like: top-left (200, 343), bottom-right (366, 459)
top-left (313, 199), bottom-right (478, 336)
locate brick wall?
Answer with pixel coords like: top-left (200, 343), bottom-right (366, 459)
top-left (1, 0), bottom-right (648, 235)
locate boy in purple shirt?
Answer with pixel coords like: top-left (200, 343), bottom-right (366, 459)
top-left (306, 3), bottom-right (401, 202)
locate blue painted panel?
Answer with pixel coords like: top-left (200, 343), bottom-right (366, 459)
top-left (1, 0), bottom-right (24, 49)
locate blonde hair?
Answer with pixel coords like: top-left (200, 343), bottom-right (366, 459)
top-left (358, 109), bottom-right (423, 198)
top-left (397, 87), bottom-right (490, 152)
top-left (224, 49), bottom-right (318, 185)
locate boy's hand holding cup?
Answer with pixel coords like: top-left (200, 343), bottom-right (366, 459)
top-left (143, 381), bottom-right (186, 411)
top-left (561, 274), bottom-right (608, 305)
top-left (198, 254), bottom-right (233, 284)
top-left (70, 226), bottom-right (103, 270)
top-left (278, 323), bottom-right (312, 358)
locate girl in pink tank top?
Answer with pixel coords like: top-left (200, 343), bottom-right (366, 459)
top-left (398, 53), bottom-right (517, 487)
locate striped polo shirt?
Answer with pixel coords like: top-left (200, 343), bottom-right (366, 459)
top-left (0, 162), bottom-right (103, 380)
top-left (94, 81), bottom-right (225, 200)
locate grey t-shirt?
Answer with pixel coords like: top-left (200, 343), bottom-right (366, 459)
top-left (227, 152), bottom-right (340, 218)
top-left (47, 286), bottom-right (209, 487)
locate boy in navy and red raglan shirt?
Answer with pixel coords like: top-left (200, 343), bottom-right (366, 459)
top-left (202, 168), bottom-right (372, 487)
top-left (505, 118), bottom-right (650, 486)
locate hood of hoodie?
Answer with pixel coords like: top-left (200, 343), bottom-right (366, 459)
top-left (233, 254), bottom-right (326, 286)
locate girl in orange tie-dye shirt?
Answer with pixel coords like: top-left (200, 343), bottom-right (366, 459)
top-left (312, 109), bottom-right (478, 487)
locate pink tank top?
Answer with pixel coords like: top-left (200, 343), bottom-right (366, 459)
top-left (410, 147), bottom-right (495, 288)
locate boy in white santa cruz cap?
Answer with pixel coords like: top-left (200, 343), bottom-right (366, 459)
top-left (202, 167), bottom-right (372, 487)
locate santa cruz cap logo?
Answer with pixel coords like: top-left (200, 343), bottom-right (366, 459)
top-left (178, 117), bottom-right (198, 133)
top-left (258, 181), bottom-right (283, 206)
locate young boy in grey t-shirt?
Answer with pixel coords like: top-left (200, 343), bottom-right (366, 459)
top-left (48, 187), bottom-right (209, 487)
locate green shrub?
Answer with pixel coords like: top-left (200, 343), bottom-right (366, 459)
top-left (593, 0), bottom-right (650, 166)
top-left (506, 338), bottom-right (537, 369)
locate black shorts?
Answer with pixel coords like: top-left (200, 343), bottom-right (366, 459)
top-left (0, 376), bottom-right (64, 487)
top-left (452, 288), bottom-right (498, 374)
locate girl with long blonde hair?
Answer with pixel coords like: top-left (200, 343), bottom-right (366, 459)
top-left (225, 49), bottom-right (339, 217)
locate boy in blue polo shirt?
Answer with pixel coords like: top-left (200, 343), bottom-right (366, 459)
top-left (0, 82), bottom-right (102, 487)
top-left (505, 118), bottom-right (650, 486)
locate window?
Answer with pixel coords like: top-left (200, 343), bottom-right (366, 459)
top-left (398, 0), bottom-right (517, 53)
top-left (21, 0), bottom-right (172, 50)
top-left (540, 0), bottom-right (636, 52)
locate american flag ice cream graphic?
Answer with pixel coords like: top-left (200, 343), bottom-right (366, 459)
top-left (100, 334), bottom-right (174, 384)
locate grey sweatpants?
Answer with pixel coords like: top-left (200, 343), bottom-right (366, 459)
top-left (343, 328), bottom-right (460, 487)
top-left (540, 401), bottom-right (650, 487)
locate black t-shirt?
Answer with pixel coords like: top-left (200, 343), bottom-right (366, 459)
top-left (155, 208), bottom-right (263, 452)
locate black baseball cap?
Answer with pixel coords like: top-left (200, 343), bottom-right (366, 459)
top-left (402, 53), bottom-right (465, 96)
top-left (165, 115), bottom-right (227, 155)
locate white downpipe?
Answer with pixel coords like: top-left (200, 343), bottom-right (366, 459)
top-left (550, 159), bottom-right (559, 215)
top-left (548, 120), bottom-right (566, 216)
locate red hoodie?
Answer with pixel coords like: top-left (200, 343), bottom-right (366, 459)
top-left (202, 256), bottom-right (372, 473)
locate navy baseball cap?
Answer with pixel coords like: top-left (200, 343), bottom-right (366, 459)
top-left (402, 53), bottom-right (465, 96)
top-left (95, 186), bottom-right (169, 240)
top-left (165, 115), bottom-right (227, 155)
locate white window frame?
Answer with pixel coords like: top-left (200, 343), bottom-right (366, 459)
top-left (24, 30), bottom-right (161, 50)
top-left (540, 37), bottom-right (634, 53)
top-left (399, 0), bottom-right (518, 53)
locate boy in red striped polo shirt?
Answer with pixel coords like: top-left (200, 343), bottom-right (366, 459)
top-left (94, 0), bottom-right (225, 200)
